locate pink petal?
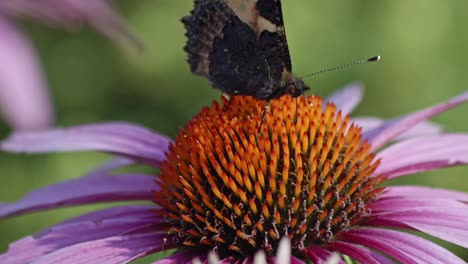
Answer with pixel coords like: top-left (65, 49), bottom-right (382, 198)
top-left (0, 172), bottom-right (155, 218)
top-left (324, 83), bottom-right (363, 115)
top-left (0, 205), bottom-right (162, 264)
top-left (368, 197), bottom-right (468, 248)
top-left (369, 217), bottom-right (468, 250)
top-left (0, 16), bottom-right (53, 130)
top-left (352, 117), bottom-right (442, 139)
top-left (305, 246), bottom-right (345, 264)
top-left (351, 117), bottom-right (382, 131)
top-left (340, 228), bottom-right (465, 264)
top-left (382, 186), bottom-right (468, 202)
top-left (152, 250), bottom-right (202, 264)
top-left (290, 257), bottom-right (306, 264)
top-left (370, 197), bottom-right (468, 213)
top-left (218, 257), bottom-right (238, 264)
top-left (371, 207), bottom-right (468, 227)
top-left (340, 231), bottom-right (417, 264)
top-left (31, 232), bottom-right (165, 264)
top-left (328, 241), bottom-right (393, 264)
top-left (1, 122), bottom-right (172, 166)
top-left (374, 134), bottom-right (468, 178)
top-left (363, 92), bottom-right (468, 151)
top-left (0, 0), bottom-right (141, 49)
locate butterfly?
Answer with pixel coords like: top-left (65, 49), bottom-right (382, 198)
top-left (182, 0), bottom-right (309, 101)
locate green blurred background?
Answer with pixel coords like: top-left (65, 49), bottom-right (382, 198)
top-left (1, 0), bottom-right (468, 262)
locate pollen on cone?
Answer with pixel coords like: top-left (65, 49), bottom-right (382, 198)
top-left (154, 95), bottom-right (385, 258)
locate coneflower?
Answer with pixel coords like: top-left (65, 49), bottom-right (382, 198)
top-left (1, 85), bottom-right (468, 263)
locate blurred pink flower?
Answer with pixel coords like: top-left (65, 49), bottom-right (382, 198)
top-left (0, 0), bottom-right (139, 130)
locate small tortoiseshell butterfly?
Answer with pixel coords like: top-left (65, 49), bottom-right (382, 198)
top-left (183, 0), bottom-right (309, 101)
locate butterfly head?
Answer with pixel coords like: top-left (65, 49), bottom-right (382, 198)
top-left (263, 74), bottom-right (310, 100)
top-left (259, 77), bottom-right (306, 100)
top-left (287, 78), bottom-right (310, 97)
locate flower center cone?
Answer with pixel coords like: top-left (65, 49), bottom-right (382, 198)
top-left (154, 95), bottom-right (385, 259)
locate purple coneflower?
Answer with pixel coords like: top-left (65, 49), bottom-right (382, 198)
top-left (0, 0), bottom-right (138, 130)
top-left (1, 84), bottom-right (468, 263)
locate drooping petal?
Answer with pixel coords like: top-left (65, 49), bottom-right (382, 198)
top-left (340, 228), bottom-right (465, 264)
top-left (218, 257), bottom-right (238, 264)
top-left (351, 117), bottom-right (382, 131)
top-left (290, 257), bottom-right (305, 264)
top-left (0, 205), bottom-right (162, 264)
top-left (30, 232), bottom-right (165, 264)
top-left (382, 186), bottom-right (468, 202)
top-left (363, 92), bottom-right (468, 151)
top-left (0, 0), bottom-right (141, 49)
top-left (305, 245), bottom-right (345, 264)
top-left (370, 197), bottom-right (468, 214)
top-left (0, 16), bottom-right (53, 130)
top-left (1, 122), bottom-right (172, 166)
top-left (327, 241), bottom-right (393, 264)
top-left (339, 231), bottom-right (418, 264)
top-left (370, 216), bottom-right (468, 250)
top-left (352, 117), bottom-right (442, 139)
top-left (368, 197), bottom-right (468, 248)
top-left (0, 173), bottom-right (155, 218)
top-left (324, 83), bottom-right (363, 115)
top-left (153, 250), bottom-right (202, 264)
top-left (374, 134), bottom-right (468, 178)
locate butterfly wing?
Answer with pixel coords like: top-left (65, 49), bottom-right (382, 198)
top-left (183, 0), bottom-right (294, 99)
top-left (225, 0), bottom-right (292, 71)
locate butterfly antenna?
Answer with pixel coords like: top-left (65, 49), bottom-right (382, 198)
top-left (300, 56), bottom-right (380, 79)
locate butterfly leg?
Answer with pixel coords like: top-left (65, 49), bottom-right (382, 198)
top-left (257, 100), bottom-right (270, 137)
top-left (302, 91), bottom-right (308, 105)
top-left (219, 94), bottom-right (232, 118)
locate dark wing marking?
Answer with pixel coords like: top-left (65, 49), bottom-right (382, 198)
top-left (183, 0), bottom-right (294, 99)
top-left (182, 0), bottom-right (231, 78)
top-left (256, 0), bottom-right (292, 72)
top-left (225, 0), bottom-right (292, 72)
top-left (256, 0), bottom-right (285, 26)
top-left (208, 15), bottom-right (280, 98)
